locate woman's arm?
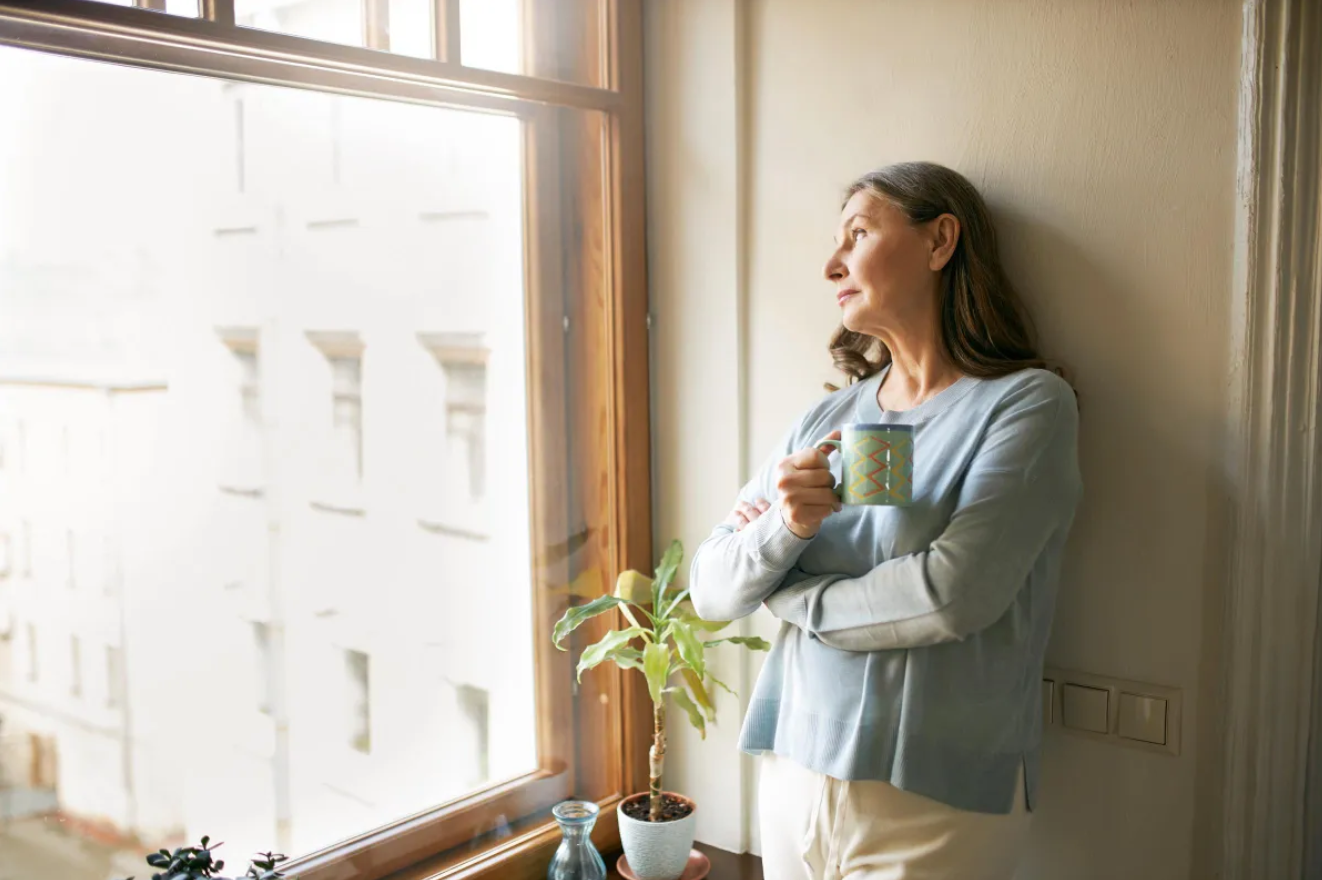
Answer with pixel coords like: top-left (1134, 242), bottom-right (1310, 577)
top-left (688, 422), bottom-right (842, 622)
top-left (764, 381), bottom-right (1081, 651)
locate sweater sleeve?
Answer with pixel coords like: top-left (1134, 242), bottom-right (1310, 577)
top-left (688, 423), bottom-right (817, 622)
top-left (763, 379), bottom-right (1081, 651)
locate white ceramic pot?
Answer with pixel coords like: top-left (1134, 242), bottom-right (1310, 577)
top-left (617, 792), bottom-right (696, 880)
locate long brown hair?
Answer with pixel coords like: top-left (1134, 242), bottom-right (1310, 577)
top-left (829, 162), bottom-right (1055, 386)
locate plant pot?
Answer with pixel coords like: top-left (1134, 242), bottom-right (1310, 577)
top-left (616, 792), bottom-right (697, 880)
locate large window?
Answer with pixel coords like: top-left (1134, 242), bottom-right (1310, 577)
top-left (0, 3), bottom-right (649, 880)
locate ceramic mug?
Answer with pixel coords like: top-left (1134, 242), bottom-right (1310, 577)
top-left (816, 423), bottom-right (915, 507)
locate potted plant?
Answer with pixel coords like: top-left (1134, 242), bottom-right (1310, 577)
top-left (118, 835), bottom-right (290, 880)
top-left (553, 540), bottom-right (769, 880)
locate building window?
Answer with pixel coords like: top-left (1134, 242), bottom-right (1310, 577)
top-left (107, 645), bottom-right (124, 709)
top-left (419, 333), bottom-right (489, 532)
top-left (26, 623), bottom-right (38, 683)
top-left (70, 635), bottom-right (82, 697)
top-left (65, 529), bottom-right (76, 590)
top-left (345, 649), bottom-right (371, 754)
top-left (253, 621), bottom-right (273, 716)
top-left (330, 357), bottom-right (363, 481)
top-left (217, 327), bottom-right (263, 493)
top-left (456, 683), bottom-right (491, 787)
top-left (20, 520), bottom-right (31, 578)
top-left (308, 332), bottom-right (365, 504)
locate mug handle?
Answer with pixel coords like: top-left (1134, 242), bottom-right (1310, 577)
top-left (814, 437), bottom-right (844, 500)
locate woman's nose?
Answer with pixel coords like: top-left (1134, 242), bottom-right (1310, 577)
top-left (823, 249), bottom-right (846, 281)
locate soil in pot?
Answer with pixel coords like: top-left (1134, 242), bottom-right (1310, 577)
top-left (621, 794), bottom-right (694, 823)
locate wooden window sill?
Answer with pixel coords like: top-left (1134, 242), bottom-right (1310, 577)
top-left (604, 843), bottom-right (763, 880)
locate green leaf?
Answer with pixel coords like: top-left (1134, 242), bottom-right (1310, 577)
top-left (669, 619), bottom-right (706, 679)
top-left (670, 686), bottom-right (706, 739)
top-left (708, 672), bottom-right (736, 697)
top-left (577, 628), bottom-right (644, 681)
top-left (660, 588), bottom-right (690, 621)
top-left (673, 602), bottom-right (731, 632)
top-left (615, 569), bottom-right (654, 604)
top-left (643, 642), bottom-right (671, 705)
top-left (614, 647), bottom-right (644, 671)
top-left (703, 635), bottom-right (772, 652)
top-left (680, 667), bottom-right (713, 719)
top-left (552, 594), bottom-right (626, 650)
top-left (652, 540), bottom-right (684, 613)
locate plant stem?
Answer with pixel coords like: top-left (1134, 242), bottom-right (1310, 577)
top-left (649, 702), bottom-right (666, 821)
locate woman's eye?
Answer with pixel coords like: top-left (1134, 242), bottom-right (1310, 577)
top-left (850, 227), bottom-right (866, 241)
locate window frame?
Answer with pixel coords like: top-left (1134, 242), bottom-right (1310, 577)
top-left (0, 2), bottom-right (651, 879)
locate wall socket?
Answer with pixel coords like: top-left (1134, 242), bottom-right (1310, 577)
top-left (1043, 667), bottom-right (1182, 757)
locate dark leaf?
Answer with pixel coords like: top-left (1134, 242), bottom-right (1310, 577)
top-left (576, 628), bottom-right (644, 681)
top-left (552, 595), bottom-right (626, 650)
top-left (669, 686), bottom-right (706, 738)
top-left (704, 635), bottom-right (771, 651)
top-left (668, 619), bottom-right (705, 680)
top-left (643, 642), bottom-right (670, 704)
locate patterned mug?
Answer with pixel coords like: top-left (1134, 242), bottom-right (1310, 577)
top-left (816, 423), bottom-right (915, 507)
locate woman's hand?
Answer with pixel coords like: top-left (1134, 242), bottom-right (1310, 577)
top-left (776, 431), bottom-right (843, 539)
top-left (725, 498), bottom-right (771, 531)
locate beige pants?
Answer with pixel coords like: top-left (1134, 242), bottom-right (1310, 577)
top-left (757, 753), bottom-right (1031, 880)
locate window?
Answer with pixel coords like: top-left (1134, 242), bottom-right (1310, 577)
top-left (107, 645), bottom-right (124, 709)
top-left (419, 333), bottom-right (489, 533)
top-left (26, 623), bottom-right (38, 682)
top-left (20, 520), bottom-right (31, 578)
top-left (454, 682), bottom-right (490, 788)
top-left (0, 4), bottom-right (648, 880)
top-left (345, 648), bottom-right (371, 754)
top-left (253, 621), bottom-right (273, 715)
top-left (65, 529), bottom-right (76, 590)
top-left (217, 327), bottom-right (264, 493)
top-left (307, 333), bottom-right (364, 506)
top-left (70, 636), bottom-right (83, 697)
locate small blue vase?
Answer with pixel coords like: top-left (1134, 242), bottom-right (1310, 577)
top-left (548, 800), bottom-right (607, 880)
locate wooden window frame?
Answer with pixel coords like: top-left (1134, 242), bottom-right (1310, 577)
top-left (0, 2), bottom-right (651, 879)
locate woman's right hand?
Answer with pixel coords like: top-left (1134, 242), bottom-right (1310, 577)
top-left (776, 432), bottom-right (843, 539)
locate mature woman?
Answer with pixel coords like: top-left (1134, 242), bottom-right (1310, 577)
top-left (689, 162), bottom-right (1082, 880)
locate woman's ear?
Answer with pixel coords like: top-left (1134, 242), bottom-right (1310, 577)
top-left (929, 214), bottom-right (961, 272)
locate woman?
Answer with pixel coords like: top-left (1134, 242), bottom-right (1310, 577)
top-left (689, 162), bottom-right (1081, 880)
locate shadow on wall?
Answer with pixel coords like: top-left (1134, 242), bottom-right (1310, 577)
top-left (990, 203), bottom-right (1230, 879)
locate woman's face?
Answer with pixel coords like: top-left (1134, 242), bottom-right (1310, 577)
top-left (823, 190), bottom-right (943, 337)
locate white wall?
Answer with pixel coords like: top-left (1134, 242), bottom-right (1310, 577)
top-left (647, 2), bottom-right (1241, 877)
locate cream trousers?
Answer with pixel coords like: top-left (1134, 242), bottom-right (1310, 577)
top-left (757, 753), bottom-right (1031, 880)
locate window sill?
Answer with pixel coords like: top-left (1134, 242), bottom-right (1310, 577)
top-left (219, 483), bottom-right (265, 498)
top-left (311, 499), bottom-right (366, 517)
top-left (417, 518), bottom-right (489, 542)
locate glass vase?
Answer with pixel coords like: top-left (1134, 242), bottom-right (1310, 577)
top-left (547, 800), bottom-right (607, 880)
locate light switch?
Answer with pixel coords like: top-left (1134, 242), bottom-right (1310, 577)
top-left (1117, 692), bottom-right (1167, 745)
top-left (1042, 679), bottom-right (1054, 726)
top-left (1062, 684), bottom-right (1109, 734)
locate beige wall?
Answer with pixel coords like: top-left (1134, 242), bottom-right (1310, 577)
top-left (647, 1), bottom-right (1241, 877)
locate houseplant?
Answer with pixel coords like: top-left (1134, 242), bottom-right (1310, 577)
top-left (553, 540), bottom-right (769, 880)
top-left (118, 835), bottom-right (289, 880)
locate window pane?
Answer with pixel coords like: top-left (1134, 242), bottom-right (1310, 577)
top-left (0, 45), bottom-right (616, 880)
top-left (460, 0), bottom-right (605, 88)
top-left (82, 0), bottom-right (198, 13)
top-left (237, 0), bottom-right (365, 48)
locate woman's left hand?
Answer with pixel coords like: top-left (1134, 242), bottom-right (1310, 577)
top-left (727, 498), bottom-right (771, 531)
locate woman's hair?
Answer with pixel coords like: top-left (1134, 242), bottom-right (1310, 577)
top-left (829, 161), bottom-right (1059, 387)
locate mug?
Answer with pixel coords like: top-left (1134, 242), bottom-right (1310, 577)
top-left (816, 423), bottom-right (915, 507)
